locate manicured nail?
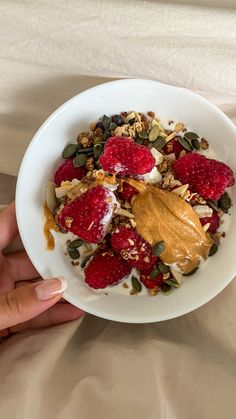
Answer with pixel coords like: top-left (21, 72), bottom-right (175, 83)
top-left (35, 278), bottom-right (67, 301)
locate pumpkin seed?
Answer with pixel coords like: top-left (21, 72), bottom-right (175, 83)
top-left (68, 239), bottom-right (84, 250)
top-left (207, 200), bottom-right (219, 212)
top-left (131, 276), bottom-right (142, 292)
top-left (184, 132), bottom-right (199, 140)
top-left (150, 266), bottom-right (160, 278)
top-left (136, 137), bottom-right (144, 144)
top-left (73, 154), bottom-right (87, 167)
top-left (149, 125), bottom-right (160, 142)
top-left (139, 130), bottom-right (148, 139)
top-left (102, 132), bottom-right (111, 142)
top-left (161, 283), bottom-right (171, 294)
top-left (77, 147), bottom-right (93, 154)
top-left (209, 243), bottom-right (218, 256)
top-left (179, 136), bottom-right (192, 151)
top-left (109, 122), bottom-right (117, 132)
top-left (164, 279), bottom-right (180, 288)
top-left (94, 137), bottom-right (103, 145)
top-left (183, 267), bottom-right (199, 276)
top-left (153, 136), bottom-right (166, 151)
top-left (68, 249), bottom-right (80, 259)
top-left (158, 261), bottom-right (170, 274)
top-left (101, 115), bottom-right (111, 130)
top-left (192, 139), bottom-right (200, 150)
top-left (93, 144), bottom-right (103, 160)
top-left (62, 144), bottom-right (77, 159)
top-left (152, 241), bottom-right (165, 256)
top-left (81, 254), bottom-right (92, 268)
top-left (218, 192), bottom-right (231, 213)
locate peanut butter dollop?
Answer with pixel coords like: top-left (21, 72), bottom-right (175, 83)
top-left (43, 204), bottom-right (59, 250)
top-left (127, 179), bottom-right (212, 274)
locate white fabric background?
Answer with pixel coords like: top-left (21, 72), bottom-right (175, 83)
top-left (0, 1), bottom-right (236, 418)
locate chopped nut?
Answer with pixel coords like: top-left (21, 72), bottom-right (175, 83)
top-left (162, 172), bottom-right (182, 189)
top-left (122, 282), bottom-right (129, 289)
top-left (130, 289), bottom-right (138, 295)
top-left (149, 287), bottom-right (158, 296)
top-left (163, 272), bottom-right (170, 280)
top-left (200, 138), bottom-right (209, 150)
top-left (158, 160), bottom-right (168, 173)
top-left (179, 150), bottom-right (187, 158)
top-left (86, 157), bottom-right (94, 171)
top-left (147, 111), bottom-right (155, 118)
top-left (65, 216), bottom-right (73, 228)
top-left (130, 219), bottom-right (137, 228)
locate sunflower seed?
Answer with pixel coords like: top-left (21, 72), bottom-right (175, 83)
top-left (68, 239), bottom-right (84, 250)
top-left (152, 241), bottom-right (165, 256)
top-left (179, 137), bottom-right (192, 151)
top-left (109, 122), bottom-right (117, 132)
top-left (149, 125), bottom-right (160, 142)
top-left (62, 144), bottom-right (77, 159)
top-left (73, 154), bottom-right (87, 167)
top-left (131, 276), bottom-right (142, 292)
top-left (184, 132), bottom-right (199, 140)
top-left (209, 243), bottom-right (218, 256)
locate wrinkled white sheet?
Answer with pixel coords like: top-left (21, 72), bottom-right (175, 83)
top-left (0, 1), bottom-right (236, 418)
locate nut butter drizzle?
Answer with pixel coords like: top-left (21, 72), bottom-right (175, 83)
top-left (43, 204), bottom-right (59, 250)
top-left (127, 179), bottom-right (212, 274)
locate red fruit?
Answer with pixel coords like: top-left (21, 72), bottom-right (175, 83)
top-left (111, 226), bottom-right (158, 271)
top-left (54, 159), bottom-right (87, 186)
top-left (57, 186), bottom-right (116, 243)
top-left (173, 153), bottom-right (235, 200)
top-left (99, 136), bottom-right (155, 175)
top-left (200, 211), bottom-right (220, 233)
top-left (84, 250), bottom-right (131, 289)
top-left (140, 273), bottom-right (164, 289)
top-left (162, 138), bottom-right (185, 158)
top-left (118, 182), bottom-right (138, 202)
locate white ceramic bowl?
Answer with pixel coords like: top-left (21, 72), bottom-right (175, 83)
top-left (16, 79), bottom-right (236, 323)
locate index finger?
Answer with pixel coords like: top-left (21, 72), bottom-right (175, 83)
top-left (0, 202), bottom-right (18, 250)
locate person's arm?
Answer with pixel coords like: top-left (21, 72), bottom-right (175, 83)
top-left (0, 203), bottom-right (84, 339)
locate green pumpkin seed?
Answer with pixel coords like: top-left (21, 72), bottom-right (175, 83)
top-left (62, 144), bottom-right (77, 159)
top-left (158, 262), bottom-right (170, 274)
top-left (93, 144), bottom-right (103, 160)
top-left (149, 125), bottom-right (160, 142)
top-left (81, 254), bottom-right (92, 268)
top-left (139, 130), bottom-right (148, 139)
top-left (183, 267), bottom-right (199, 276)
top-left (136, 137), bottom-right (144, 144)
top-left (161, 283), bottom-right (171, 294)
top-left (192, 139), bottom-right (200, 150)
top-left (150, 266), bottom-right (160, 278)
top-left (131, 276), bottom-right (142, 292)
top-left (184, 132), bottom-right (199, 140)
top-left (94, 137), bottom-right (103, 145)
top-left (207, 200), bottom-right (219, 212)
top-left (68, 239), bottom-right (84, 250)
top-left (77, 147), bottom-right (93, 154)
top-left (101, 115), bottom-right (111, 130)
top-left (73, 154), bottom-right (87, 167)
top-left (109, 122), bottom-right (117, 132)
top-left (209, 243), bottom-right (218, 257)
top-left (102, 132), bottom-right (111, 142)
top-left (68, 248), bottom-right (80, 259)
top-left (179, 137), bottom-right (192, 151)
top-left (164, 279), bottom-right (180, 288)
top-left (152, 241), bottom-right (165, 256)
top-left (218, 192), bottom-right (231, 213)
top-left (153, 136), bottom-right (166, 151)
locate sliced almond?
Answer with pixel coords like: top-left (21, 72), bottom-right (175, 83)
top-left (163, 153), bottom-right (176, 161)
top-left (203, 223), bottom-right (211, 232)
top-left (170, 268), bottom-right (183, 285)
top-left (150, 147), bottom-right (164, 165)
top-left (172, 184), bottom-right (189, 197)
top-left (165, 131), bottom-right (177, 143)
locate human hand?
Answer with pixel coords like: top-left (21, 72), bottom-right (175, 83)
top-left (0, 203), bottom-right (84, 339)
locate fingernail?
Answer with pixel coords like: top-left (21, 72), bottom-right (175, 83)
top-left (35, 278), bottom-right (67, 301)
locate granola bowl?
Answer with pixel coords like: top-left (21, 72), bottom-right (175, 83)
top-left (16, 79), bottom-right (236, 323)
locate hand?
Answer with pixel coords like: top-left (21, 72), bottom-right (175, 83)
top-left (0, 203), bottom-right (84, 339)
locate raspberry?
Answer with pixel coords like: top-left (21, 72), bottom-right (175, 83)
top-left (118, 182), bottom-right (138, 202)
top-left (140, 273), bottom-right (164, 289)
top-left (111, 226), bottom-right (158, 271)
top-left (162, 138), bottom-right (185, 158)
top-left (54, 159), bottom-right (87, 186)
top-left (200, 211), bottom-right (220, 233)
top-left (84, 250), bottom-right (131, 289)
top-left (57, 186), bottom-right (116, 243)
top-left (99, 136), bottom-right (155, 175)
top-left (173, 153), bottom-right (234, 200)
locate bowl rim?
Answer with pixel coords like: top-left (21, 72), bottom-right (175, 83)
top-left (15, 78), bottom-right (236, 323)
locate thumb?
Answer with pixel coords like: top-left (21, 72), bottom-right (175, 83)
top-left (0, 278), bottom-right (67, 331)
